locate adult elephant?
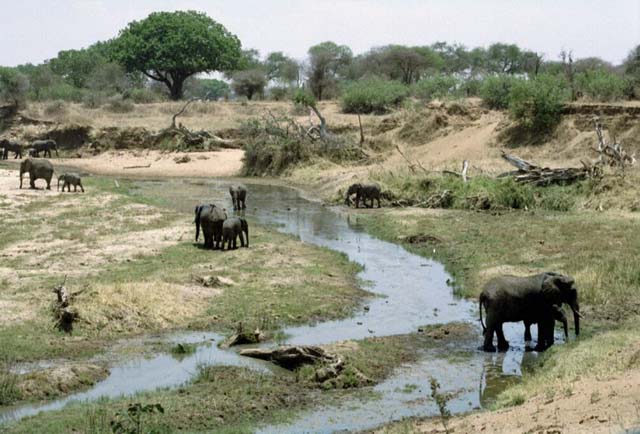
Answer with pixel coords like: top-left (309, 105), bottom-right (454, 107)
top-left (229, 185), bottom-right (247, 210)
top-left (222, 217), bottom-right (249, 250)
top-left (31, 139), bottom-right (59, 158)
top-left (19, 158), bottom-right (54, 190)
top-left (345, 183), bottom-right (381, 208)
top-left (194, 204), bottom-right (227, 249)
top-left (479, 272), bottom-right (580, 352)
top-left (0, 139), bottom-right (22, 159)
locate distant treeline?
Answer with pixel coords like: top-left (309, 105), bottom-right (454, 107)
top-left (0, 10), bottom-right (638, 112)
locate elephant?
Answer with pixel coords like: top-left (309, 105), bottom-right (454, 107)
top-left (524, 304), bottom-right (568, 343)
top-left (479, 272), bottom-right (581, 352)
top-left (222, 217), bottom-right (249, 250)
top-left (229, 185), bottom-right (247, 210)
top-left (57, 173), bottom-right (84, 192)
top-left (19, 158), bottom-right (54, 190)
top-left (0, 139), bottom-right (22, 159)
top-left (31, 139), bottom-right (59, 158)
top-left (194, 204), bottom-right (227, 249)
top-left (345, 183), bottom-right (381, 208)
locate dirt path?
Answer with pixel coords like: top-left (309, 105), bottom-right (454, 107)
top-left (55, 149), bottom-right (244, 178)
top-left (377, 370), bottom-right (640, 434)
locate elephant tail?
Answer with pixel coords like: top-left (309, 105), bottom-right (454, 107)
top-left (479, 293), bottom-right (487, 333)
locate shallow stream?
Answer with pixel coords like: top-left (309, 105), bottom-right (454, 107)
top-left (0, 178), bottom-right (546, 431)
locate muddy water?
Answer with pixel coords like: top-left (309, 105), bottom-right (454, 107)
top-left (0, 178), bottom-right (544, 430)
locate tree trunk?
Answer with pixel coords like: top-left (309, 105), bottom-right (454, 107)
top-left (169, 77), bottom-right (186, 100)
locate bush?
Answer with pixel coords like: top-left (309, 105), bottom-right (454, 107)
top-left (341, 77), bottom-right (409, 114)
top-left (479, 75), bottom-right (519, 109)
top-left (44, 100), bottom-right (68, 116)
top-left (508, 74), bottom-right (568, 134)
top-left (39, 82), bottom-right (84, 102)
top-left (412, 75), bottom-right (460, 101)
top-left (269, 86), bottom-right (291, 101)
top-left (129, 88), bottom-right (165, 104)
top-left (576, 69), bottom-right (626, 101)
top-left (0, 67), bottom-right (29, 107)
top-left (82, 92), bottom-right (107, 108)
top-left (105, 95), bottom-right (134, 113)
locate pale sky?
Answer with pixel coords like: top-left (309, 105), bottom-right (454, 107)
top-left (2, 0), bottom-right (639, 67)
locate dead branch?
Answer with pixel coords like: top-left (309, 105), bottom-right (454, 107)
top-left (500, 151), bottom-right (599, 186)
top-left (357, 114), bottom-right (365, 145)
top-left (171, 98), bottom-right (198, 129)
top-left (395, 145), bottom-right (429, 174)
top-left (593, 120), bottom-right (636, 170)
top-left (51, 276), bottom-right (82, 333)
top-left (442, 160), bottom-right (470, 182)
top-left (123, 164), bottom-right (151, 169)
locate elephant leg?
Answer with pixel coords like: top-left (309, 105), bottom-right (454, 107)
top-left (80, 183), bottom-right (84, 193)
top-left (482, 315), bottom-right (497, 352)
top-left (241, 199), bottom-right (246, 209)
top-left (496, 324), bottom-right (509, 352)
top-left (239, 232), bottom-right (245, 247)
top-left (30, 178), bottom-right (36, 189)
top-left (524, 322), bottom-right (532, 341)
top-left (232, 236), bottom-right (237, 249)
top-left (377, 197), bottom-right (381, 208)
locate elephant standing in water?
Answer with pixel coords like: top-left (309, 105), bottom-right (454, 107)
top-left (19, 158), bottom-right (54, 190)
top-left (222, 217), bottom-right (249, 250)
top-left (345, 183), bottom-right (381, 208)
top-left (524, 304), bottom-right (568, 343)
top-left (229, 185), bottom-right (247, 210)
top-left (479, 272), bottom-right (580, 352)
top-left (194, 204), bottom-right (227, 249)
top-left (31, 139), bottom-right (59, 158)
top-left (0, 139), bottom-right (22, 159)
top-left (57, 173), bottom-right (85, 192)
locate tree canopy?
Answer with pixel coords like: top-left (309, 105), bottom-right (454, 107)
top-left (307, 41), bottom-right (353, 100)
top-left (109, 10), bottom-right (242, 100)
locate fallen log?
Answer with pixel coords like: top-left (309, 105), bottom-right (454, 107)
top-left (51, 278), bottom-right (86, 333)
top-left (500, 151), bottom-right (598, 186)
top-left (123, 164), bottom-right (151, 169)
top-left (239, 345), bottom-right (335, 370)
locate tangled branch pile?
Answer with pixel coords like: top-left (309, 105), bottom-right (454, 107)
top-left (242, 112), bottom-right (368, 176)
top-left (499, 151), bottom-right (601, 186)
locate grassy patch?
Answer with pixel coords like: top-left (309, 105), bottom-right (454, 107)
top-left (3, 332), bottom-right (433, 433)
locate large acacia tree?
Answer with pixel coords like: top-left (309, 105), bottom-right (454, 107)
top-left (110, 11), bottom-right (241, 100)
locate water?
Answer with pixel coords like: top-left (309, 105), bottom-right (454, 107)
top-left (0, 178), bottom-right (551, 430)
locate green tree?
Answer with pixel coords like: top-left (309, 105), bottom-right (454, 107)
top-left (431, 42), bottom-right (470, 73)
top-left (87, 62), bottom-right (130, 94)
top-left (48, 46), bottom-right (107, 88)
top-left (486, 43), bottom-right (524, 74)
top-left (0, 67), bottom-right (29, 107)
top-left (509, 74), bottom-right (568, 133)
top-left (232, 69), bottom-right (267, 100)
top-left (307, 41), bottom-right (352, 100)
top-left (264, 52), bottom-right (299, 85)
top-left (110, 10), bottom-right (242, 100)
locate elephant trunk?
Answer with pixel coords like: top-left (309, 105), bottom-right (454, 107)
top-left (570, 301), bottom-right (580, 336)
top-left (245, 225), bottom-right (249, 247)
top-left (195, 206), bottom-right (202, 241)
top-left (57, 176), bottom-right (62, 191)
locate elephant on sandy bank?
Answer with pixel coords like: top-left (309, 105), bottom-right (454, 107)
top-left (479, 272), bottom-right (580, 352)
top-left (19, 158), bottom-right (54, 190)
top-left (57, 173), bottom-right (84, 192)
top-left (31, 139), bottom-right (59, 158)
top-left (195, 204), bottom-right (227, 249)
top-left (345, 183), bottom-right (381, 208)
top-left (0, 139), bottom-right (22, 159)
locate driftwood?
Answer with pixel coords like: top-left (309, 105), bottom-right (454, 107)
top-left (123, 164), bottom-right (151, 169)
top-left (442, 160), bottom-right (470, 182)
top-left (395, 145), bottom-right (429, 174)
top-left (221, 322), bottom-right (265, 348)
top-left (594, 121), bottom-right (636, 169)
top-left (51, 278), bottom-right (85, 333)
top-left (500, 151), bottom-right (599, 186)
top-left (240, 345), bottom-right (335, 370)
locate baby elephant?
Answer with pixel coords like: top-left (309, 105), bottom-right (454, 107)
top-left (345, 183), bottom-right (382, 208)
top-left (222, 217), bottom-right (249, 250)
top-left (57, 173), bottom-right (85, 192)
top-left (229, 185), bottom-right (247, 210)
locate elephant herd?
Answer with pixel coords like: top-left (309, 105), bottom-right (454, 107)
top-left (194, 185), bottom-right (249, 251)
top-left (1, 138), bottom-right (59, 159)
top-left (18, 158), bottom-right (84, 192)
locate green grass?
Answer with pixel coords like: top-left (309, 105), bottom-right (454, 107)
top-left (3, 332), bottom-right (441, 433)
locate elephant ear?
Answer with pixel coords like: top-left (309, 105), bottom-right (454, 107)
top-left (541, 276), bottom-right (563, 305)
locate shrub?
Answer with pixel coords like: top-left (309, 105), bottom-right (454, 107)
top-left (129, 88), bottom-right (165, 104)
top-left (38, 82), bottom-right (84, 102)
top-left (341, 77), bottom-right (409, 114)
top-left (105, 95), bottom-right (134, 113)
top-left (269, 86), bottom-right (291, 101)
top-left (44, 100), bottom-right (68, 116)
top-left (576, 69), bottom-right (626, 101)
top-left (479, 74), bottom-right (519, 109)
top-left (82, 91), bottom-right (107, 108)
top-left (412, 75), bottom-right (460, 101)
top-left (0, 67), bottom-right (29, 107)
top-left (508, 74), bottom-right (568, 134)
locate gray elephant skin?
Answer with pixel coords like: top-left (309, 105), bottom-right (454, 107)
top-left (0, 139), bottom-right (22, 159)
top-left (31, 139), bottom-right (59, 158)
top-left (524, 304), bottom-right (568, 343)
top-left (229, 185), bottom-right (247, 210)
top-left (57, 173), bottom-right (84, 192)
top-left (19, 158), bottom-right (54, 190)
top-left (479, 272), bottom-right (580, 352)
top-left (222, 217), bottom-right (249, 250)
top-left (195, 204), bottom-right (227, 249)
top-left (345, 183), bottom-right (381, 208)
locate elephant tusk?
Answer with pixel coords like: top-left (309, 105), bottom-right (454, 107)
top-left (575, 311), bottom-right (583, 319)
